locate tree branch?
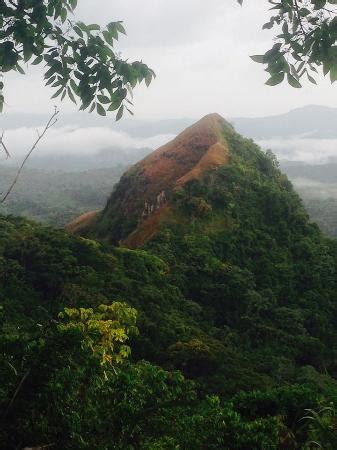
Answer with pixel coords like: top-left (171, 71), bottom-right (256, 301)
top-left (0, 132), bottom-right (11, 159)
top-left (0, 108), bottom-right (59, 204)
top-left (293, 0), bottom-right (307, 37)
top-left (2, 369), bottom-right (31, 420)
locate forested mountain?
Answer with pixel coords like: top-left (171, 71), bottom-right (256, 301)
top-left (4, 105), bottom-right (337, 239)
top-left (2, 157), bottom-right (337, 239)
top-left (0, 165), bottom-right (125, 226)
top-left (2, 114), bottom-right (337, 448)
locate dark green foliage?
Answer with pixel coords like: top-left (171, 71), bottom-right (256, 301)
top-left (0, 0), bottom-right (154, 116)
top-left (1, 212), bottom-right (334, 448)
top-left (240, 0), bottom-right (337, 88)
top-left (145, 129), bottom-right (337, 393)
top-left (2, 124), bottom-right (337, 446)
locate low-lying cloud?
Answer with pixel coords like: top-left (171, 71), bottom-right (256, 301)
top-left (0, 125), bottom-right (175, 162)
top-left (258, 138), bottom-right (337, 164)
top-left (2, 125), bottom-right (337, 176)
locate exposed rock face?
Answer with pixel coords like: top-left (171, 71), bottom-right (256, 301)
top-left (70, 113), bottom-right (232, 245)
top-left (142, 191), bottom-right (166, 219)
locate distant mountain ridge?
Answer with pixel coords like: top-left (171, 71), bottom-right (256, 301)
top-left (3, 104), bottom-right (337, 140)
top-left (233, 105), bottom-right (337, 139)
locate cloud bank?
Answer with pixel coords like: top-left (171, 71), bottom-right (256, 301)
top-left (0, 126), bottom-right (175, 162)
top-left (258, 138), bottom-right (337, 164)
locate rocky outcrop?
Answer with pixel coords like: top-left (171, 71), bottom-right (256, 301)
top-left (142, 191), bottom-right (166, 218)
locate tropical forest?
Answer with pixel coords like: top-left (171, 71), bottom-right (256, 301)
top-left (2, 1), bottom-right (337, 449)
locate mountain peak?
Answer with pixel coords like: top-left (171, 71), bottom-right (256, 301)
top-left (90, 114), bottom-right (232, 245)
top-left (198, 112), bottom-right (230, 122)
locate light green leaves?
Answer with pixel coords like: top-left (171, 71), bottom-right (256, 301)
top-left (58, 302), bottom-right (138, 368)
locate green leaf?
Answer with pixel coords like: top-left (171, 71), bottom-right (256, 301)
top-left (70, 80), bottom-right (78, 95)
top-left (73, 25), bottom-right (83, 37)
top-left (87, 24), bottom-right (101, 32)
top-left (69, 0), bottom-right (78, 10)
top-left (45, 76), bottom-right (56, 86)
top-left (116, 22), bottom-right (126, 35)
top-left (61, 7), bottom-right (67, 23)
top-left (307, 73), bottom-right (317, 84)
top-left (67, 87), bottom-right (77, 104)
top-left (287, 73), bottom-right (302, 88)
top-left (265, 72), bottom-right (284, 86)
top-left (51, 86), bottom-right (64, 99)
top-left (116, 105), bottom-right (124, 121)
top-left (32, 55), bottom-right (43, 65)
top-left (15, 64), bottom-right (25, 75)
top-left (330, 64), bottom-right (337, 83)
top-left (145, 73), bottom-right (152, 87)
top-left (97, 103), bottom-right (106, 116)
top-left (103, 30), bottom-right (113, 45)
top-left (97, 95), bottom-right (111, 104)
top-left (250, 55), bottom-right (265, 63)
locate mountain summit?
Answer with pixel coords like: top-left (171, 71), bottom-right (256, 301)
top-left (91, 114), bottom-right (232, 245)
top-left (70, 112), bottom-right (306, 253)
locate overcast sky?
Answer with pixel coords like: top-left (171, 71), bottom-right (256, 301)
top-left (3, 0), bottom-right (337, 121)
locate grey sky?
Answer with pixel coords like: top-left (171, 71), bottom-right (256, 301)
top-left (3, 0), bottom-right (337, 120)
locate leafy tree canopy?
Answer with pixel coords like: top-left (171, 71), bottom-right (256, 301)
top-left (0, 0), bottom-right (155, 117)
top-left (239, 0), bottom-right (337, 88)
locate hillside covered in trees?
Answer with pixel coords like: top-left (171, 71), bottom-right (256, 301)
top-left (0, 165), bottom-right (125, 227)
top-left (2, 115), bottom-right (337, 448)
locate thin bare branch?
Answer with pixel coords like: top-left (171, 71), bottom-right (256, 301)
top-left (2, 368), bottom-right (31, 420)
top-left (0, 108), bottom-right (59, 204)
top-left (0, 131), bottom-right (11, 159)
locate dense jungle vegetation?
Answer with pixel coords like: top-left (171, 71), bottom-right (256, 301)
top-left (0, 165), bottom-right (124, 227)
top-left (2, 125), bottom-right (337, 448)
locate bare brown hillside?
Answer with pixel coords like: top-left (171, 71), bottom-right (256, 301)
top-left (70, 114), bottom-right (232, 245)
